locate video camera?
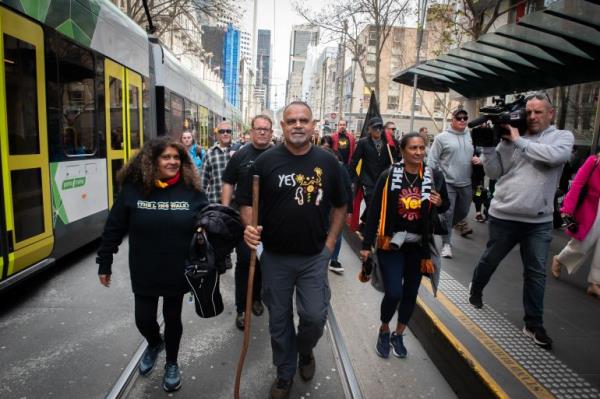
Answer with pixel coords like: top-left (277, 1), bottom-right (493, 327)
top-left (468, 95), bottom-right (527, 147)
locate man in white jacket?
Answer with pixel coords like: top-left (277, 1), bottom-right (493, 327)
top-left (469, 94), bottom-right (574, 349)
top-left (428, 108), bottom-right (480, 258)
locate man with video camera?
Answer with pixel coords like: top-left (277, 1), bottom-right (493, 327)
top-left (468, 93), bottom-right (574, 349)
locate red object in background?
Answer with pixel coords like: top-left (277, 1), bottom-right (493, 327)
top-left (516, 2), bottom-right (526, 22)
top-left (350, 186), bottom-right (364, 232)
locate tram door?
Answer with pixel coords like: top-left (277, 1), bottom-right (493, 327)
top-left (0, 8), bottom-right (53, 280)
top-left (105, 60), bottom-right (144, 207)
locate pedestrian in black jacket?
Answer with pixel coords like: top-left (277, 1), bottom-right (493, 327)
top-left (97, 138), bottom-right (208, 393)
top-left (350, 117), bottom-right (399, 230)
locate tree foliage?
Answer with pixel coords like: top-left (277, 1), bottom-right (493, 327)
top-left (294, 0), bottom-right (411, 98)
top-left (427, 0), bottom-right (535, 49)
top-left (120, 0), bottom-right (236, 37)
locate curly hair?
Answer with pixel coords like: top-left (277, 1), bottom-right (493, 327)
top-left (117, 137), bottom-right (201, 195)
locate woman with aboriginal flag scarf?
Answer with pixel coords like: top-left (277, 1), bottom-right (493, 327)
top-left (359, 132), bottom-right (450, 359)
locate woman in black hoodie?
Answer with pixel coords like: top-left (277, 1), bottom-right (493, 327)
top-left (97, 137), bottom-right (208, 392)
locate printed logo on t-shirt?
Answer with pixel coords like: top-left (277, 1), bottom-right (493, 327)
top-left (338, 138), bottom-right (349, 149)
top-left (137, 200), bottom-right (190, 210)
top-left (398, 187), bottom-right (421, 221)
top-left (277, 167), bottom-right (324, 206)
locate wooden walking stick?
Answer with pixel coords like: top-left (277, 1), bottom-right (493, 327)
top-left (234, 175), bottom-right (260, 399)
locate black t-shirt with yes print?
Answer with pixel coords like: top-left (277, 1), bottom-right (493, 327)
top-left (394, 172), bottom-right (423, 234)
top-left (238, 144), bottom-right (348, 255)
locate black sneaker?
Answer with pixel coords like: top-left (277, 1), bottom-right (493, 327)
top-left (270, 377), bottom-right (293, 399)
top-left (162, 362), bottom-right (182, 392)
top-left (235, 312), bottom-right (245, 331)
top-left (328, 260), bottom-right (344, 274)
top-left (138, 339), bottom-right (164, 376)
top-left (375, 330), bottom-right (391, 358)
top-left (468, 283), bottom-right (483, 309)
top-left (252, 300), bottom-right (264, 316)
top-left (298, 351), bottom-right (315, 381)
top-left (523, 325), bottom-right (553, 349)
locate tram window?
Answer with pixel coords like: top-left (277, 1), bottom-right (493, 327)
top-left (11, 169), bottom-right (44, 242)
top-left (109, 77), bottom-right (123, 150)
top-left (184, 99), bottom-right (198, 138)
top-left (129, 85), bottom-right (141, 149)
top-left (199, 106), bottom-right (209, 147)
top-left (111, 159), bottom-right (124, 201)
top-left (170, 93), bottom-right (184, 139)
top-left (4, 35), bottom-right (40, 155)
top-left (142, 77), bottom-right (150, 142)
top-left (163, 89), bottom-right (170, 136)
top-left (45, 34), bottom-right (96, 158)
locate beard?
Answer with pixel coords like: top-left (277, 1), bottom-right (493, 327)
top-left (286, 131), bottom-right (311, 147)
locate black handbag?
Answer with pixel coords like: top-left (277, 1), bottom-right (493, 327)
top-left (184, 228), bottom-right (224, 318)
top-left (430, 170), bottom-right (449, 236)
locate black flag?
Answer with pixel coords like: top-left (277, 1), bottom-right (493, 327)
top-left (360, 90), bottom-right (382, 138)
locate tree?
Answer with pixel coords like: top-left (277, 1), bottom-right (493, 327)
top-left (114, 0), bottom-right (236, 59)
top-left (427, 0), bottom-right (537, 46)
top-left (294, 0), bottom-right (411, 99)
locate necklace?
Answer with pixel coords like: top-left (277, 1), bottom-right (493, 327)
top-left (403, 171), bottom-right (420, 188)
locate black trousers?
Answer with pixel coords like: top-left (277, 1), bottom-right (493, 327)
top-left (134, 293), bottom-right (184, 363)
top-left (234, 240), bottom-right (262, 313)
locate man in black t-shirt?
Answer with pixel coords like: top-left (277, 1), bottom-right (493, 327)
top-left (222, 115), bottom-right (273, 331)
top-left (240, 101), bottom-right (347, 398)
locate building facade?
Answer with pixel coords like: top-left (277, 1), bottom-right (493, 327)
top-left (286, 24), bottom-right (319, 104)
top-left (256, 29), bottom-right (272, 110)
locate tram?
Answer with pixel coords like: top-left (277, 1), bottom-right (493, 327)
top-left (0, 0), bottom-right (241, 290)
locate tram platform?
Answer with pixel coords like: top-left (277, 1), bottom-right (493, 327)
top-left (344, 214), bottom-right (600, 399)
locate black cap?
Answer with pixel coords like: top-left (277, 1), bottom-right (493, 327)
top-left (368, 116), bottom-right (383, 128)
top-left (452, 108), bottom-right (468, 118)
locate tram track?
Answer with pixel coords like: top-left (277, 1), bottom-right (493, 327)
top-left (106, 304), bottom-right (363, 399)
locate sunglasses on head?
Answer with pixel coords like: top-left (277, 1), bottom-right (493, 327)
top-left (218, 129), bottom-right (232, 134)
top-left (526, 92), bottom-right (552, 105)
top-left (454, 115), bottom-right (468, 121)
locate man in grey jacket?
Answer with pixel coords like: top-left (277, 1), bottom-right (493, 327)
top-left (429, 109), bottom-right (479, 258)
top-left (469, 94), bottom-right (574, 349)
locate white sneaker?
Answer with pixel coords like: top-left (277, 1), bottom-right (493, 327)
top-left (441, 244), bottom-right (452, 258)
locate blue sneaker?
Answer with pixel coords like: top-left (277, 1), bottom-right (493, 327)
top-left (390, 332), bottom-right (407, 358)
top-left (138, 340), bottom-right (164, 376)
top-left (163, 362), bottom-right (182, 392)
top-left (375, 330), bottom-right (390, 358)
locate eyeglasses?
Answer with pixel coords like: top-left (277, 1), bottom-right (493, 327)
top-left (253, 127), bottom-right (271, 133)
top-left (526, 92), bottom-right (552, 105)
top-left (454, 116), bottom-right (468, 122)
top-left (371, 124), bottom-right (383, 130)
top-left (218, 129), bottom-right (232, 134)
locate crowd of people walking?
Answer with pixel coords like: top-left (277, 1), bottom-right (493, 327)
top-left (96, 93), bottom-right (596, 398)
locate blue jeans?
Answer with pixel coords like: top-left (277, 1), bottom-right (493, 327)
top-left (442, 184), bottom-right (473, 245)
top-left (377, 246), bottom-right (423, 325)
top-left (470, 216), bottom-right (552, 328)
top-left (331, 236), bottom-right (342, 262)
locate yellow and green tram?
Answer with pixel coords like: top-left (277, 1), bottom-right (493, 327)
top-left (0, 0), bottom-right (241, 290)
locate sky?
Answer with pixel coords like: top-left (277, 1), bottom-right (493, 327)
top-left (253, 0), bottom-right (325, 111)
